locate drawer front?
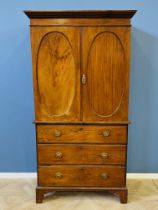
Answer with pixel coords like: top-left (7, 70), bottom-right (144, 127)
top-left (38, 144), bottom-right (126, 165)
top-left (37, 125), bottom-right (127, 144)
top-left (38, 165), bottom-right (126, 187)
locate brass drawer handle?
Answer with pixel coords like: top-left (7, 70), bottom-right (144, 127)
top-left (55, 151), bottom-right (63, 159)
top-left (55, 172), bottom-right (63, 179)
top-left (101, 173), bottom-right (109, 180)
top-left (102, 130), bottom-right (110, 137)
top-left (100, 152), bottom-right (109, 159)
top-left (54, 130), bottom-right (62, 137)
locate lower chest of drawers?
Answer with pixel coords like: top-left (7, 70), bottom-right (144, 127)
top-left (36, 124), bottom-right (127, 188)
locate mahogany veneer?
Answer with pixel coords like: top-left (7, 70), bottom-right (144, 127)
top-left (37, 125), bottom-right (127, 144)
top-left (24, 10), bottom-right (136, 203)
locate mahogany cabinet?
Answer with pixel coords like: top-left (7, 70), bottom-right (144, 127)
top-left (24, 10), bottom-right (136, 203)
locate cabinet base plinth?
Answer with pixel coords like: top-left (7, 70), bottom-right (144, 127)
top-left (36, 187), bottom-right (127, 204)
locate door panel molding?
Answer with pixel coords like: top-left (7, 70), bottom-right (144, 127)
top-left (37, 31), bottom-right (76, 117)
top-left (82, 27), bottom-right (130, 121)
top-left (31, 27), bottom-right (81, 121)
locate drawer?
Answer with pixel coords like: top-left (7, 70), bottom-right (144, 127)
top-left (38, 144), bottom-right (126, 165)
top-left (38, 165), bottom-right (126, 187)
top-left (37, 125), bottom-right (127, 144)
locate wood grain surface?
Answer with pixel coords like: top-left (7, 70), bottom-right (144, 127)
top-left (38, 165), bottom-right (126, 187)
top-left (38, 144), bottom-right (126, 165)
top-left (37, 32), bottom-right (76, 116)
top-left (82, 27), bottom-right (130, 122)
top-left (30, 27), bottom-right (81, 121)
top-left (37, 125), bottom-right (127, 144)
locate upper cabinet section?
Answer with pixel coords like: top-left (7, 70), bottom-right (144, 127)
top-left (25, 10), bottom-right (136, 123)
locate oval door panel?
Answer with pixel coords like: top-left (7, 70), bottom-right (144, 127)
top-left (37, 32), bottom-right (75, 116)
top-left (87, 31), bottom-right (125, 117)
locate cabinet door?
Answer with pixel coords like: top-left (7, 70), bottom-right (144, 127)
top-left (31, 27), bottom-right (81, 121)
top-left (82, 27), bottom-right (130, 122)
